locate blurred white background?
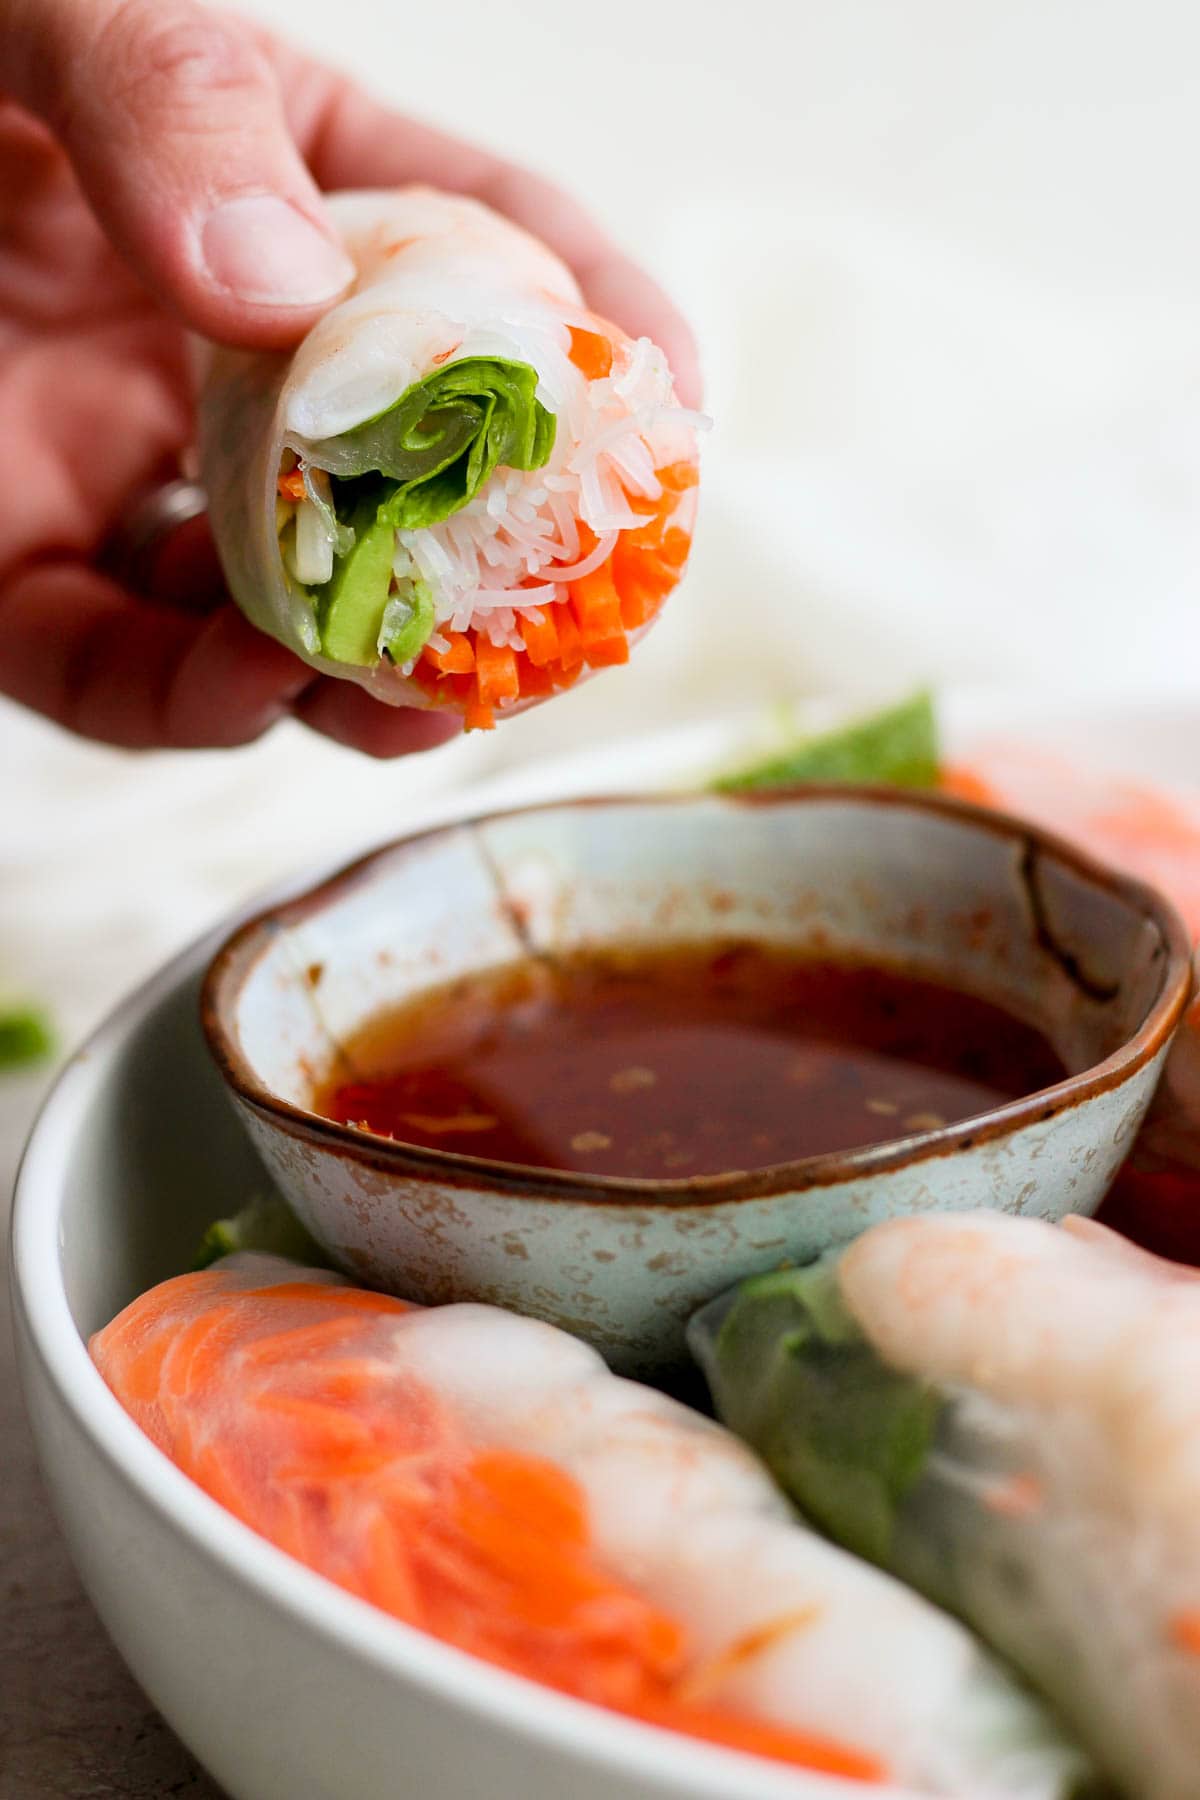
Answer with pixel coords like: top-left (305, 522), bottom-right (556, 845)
top-left (6, 0), bottom-right (1200, 1049)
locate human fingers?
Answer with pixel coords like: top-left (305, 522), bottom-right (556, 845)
top-left (290, 680), bottom-right (462, 759)
top-left (266, 52), bottom-right (703, 405)
top-left (3, 0), bottom-right (355, 347)
top-left (0, 560), bottom-right (310, 748)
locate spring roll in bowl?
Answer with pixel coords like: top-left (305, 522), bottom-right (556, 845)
top-left (690, 1212), bottom-right (1200, 1800)
top-left (89, 1249), bottom-right (1103, 1798)
top-left (197, 188), bottom-right (703, 729)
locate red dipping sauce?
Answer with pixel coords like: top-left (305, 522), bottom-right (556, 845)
top-left (317, 942), bottom-right (1067, 1181)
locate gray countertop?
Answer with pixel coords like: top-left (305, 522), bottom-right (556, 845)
top-left (2, 1073), bottom-right (223, 1800)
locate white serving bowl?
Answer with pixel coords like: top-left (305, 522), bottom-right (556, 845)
top-left (9, 767), bottom-right (1191, 1800)
top-left (201, 788), bottom-right (1190, 1375)
top-left (11, 922), bottom-right (913, 1800)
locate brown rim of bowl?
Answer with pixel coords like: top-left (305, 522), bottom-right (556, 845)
top-left (199, 784), bottom-right (1194, 1207)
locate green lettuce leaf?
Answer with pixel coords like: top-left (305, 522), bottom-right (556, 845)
top-left (689, 1261), bottom-right (942, 1566)
top-left (715, 690), bottom-right (940, 792)
top-left (0, 1003), bottom-right (55, 1071)
top-left (193, 1192), bottom-right (332, 1272)
top-left (308, 358), bottom-right (556, 532)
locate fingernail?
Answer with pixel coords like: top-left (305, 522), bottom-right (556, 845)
top-left (201, 195), bottom-right (355, 307)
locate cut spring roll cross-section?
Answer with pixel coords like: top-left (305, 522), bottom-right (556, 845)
top-left (88, 1255), bottom-right (1101, 1798)
top-left (197, 189), bottom-right (703, 729)
top-left (690, 1213), bottom-right (1200, 1800)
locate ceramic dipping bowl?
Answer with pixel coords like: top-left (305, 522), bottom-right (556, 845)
top-left (201, 788), bottom-right (1192, 1375)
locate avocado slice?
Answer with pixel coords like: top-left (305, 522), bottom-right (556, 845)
top-left (380, 581), bottom-right (435, 664)
top-left (317, 495), bottom-right (396, 665)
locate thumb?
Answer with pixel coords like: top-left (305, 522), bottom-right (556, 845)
top-left (6, 0), bottom-right (355, 346)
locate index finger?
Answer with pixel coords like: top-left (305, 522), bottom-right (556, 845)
top-left (266, 42), bottom-right (702, 406)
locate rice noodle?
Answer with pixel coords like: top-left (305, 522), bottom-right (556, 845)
top-left (472, 585), bottom-right (556, 609)
top-left (544, 531), bottom-right (619, 582)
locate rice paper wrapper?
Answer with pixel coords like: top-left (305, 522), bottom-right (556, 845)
top-left (196, 188), bottom-right (699, 717)
top-left (95, 1250), bottom-right (1096, 1800)
top-left (689, 1211), bottom-right (1200, 1800)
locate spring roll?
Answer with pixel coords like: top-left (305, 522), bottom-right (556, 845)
top-left (90, 1253), bottom-right (1101, 1797)
top-left (940, 747), bottom-right (1200, 941)
top-left (690, 1212), bottom-right (1200, 1799)
top-left (197, 188), bottom-right (701, 729)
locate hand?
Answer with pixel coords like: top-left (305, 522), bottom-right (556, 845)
top-left (0, 0), bottom-right (700, 756)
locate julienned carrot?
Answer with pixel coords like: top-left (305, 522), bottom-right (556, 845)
top-left (465, 693), bottom-right (495, 732)
top-left (621, 510), bottom-right (663, 547)
top-left (468, 1451), bottom-right (587, 1547)
top-left (635, 553), bottom-right (683, 597)
top-left (571, 565), bottom-right (623, 629)
top-left (475, 637), bottom-right (520, 709)
top-left (622, 484), bottom-right (681, 549)
top-left (617, 580), bottom-right (661, 632)
top-left (567, 325), bottom-right (615, 382)
top-left (659, 460), bottom-right (699, 493)
top-left (553, 604), bottom-right (584, 671)
top-left (426, 632), bottom-right (475, 675)
top-left (660, 527), bottom-right (692, 569)
top-left (521, 608), bottom-right (561, 667)
top-left (575, 565), bottom-right (626, 622)
top-left (571, 568), bottom-right (627, 665)
top-left (517, 663), bottom-right (553, 699)
top-left (612, 553), bottom-right (674, 626)
top-left (576, 633), bottom-right (629, 669)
